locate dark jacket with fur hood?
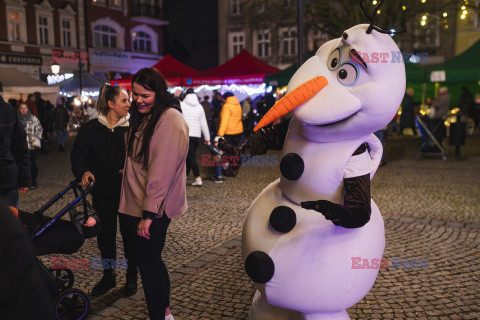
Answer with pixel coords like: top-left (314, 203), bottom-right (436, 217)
top-left (70, 114), bottom-right (129, 199)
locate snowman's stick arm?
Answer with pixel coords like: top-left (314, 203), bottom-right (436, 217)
top-left (239, 117), bottom-right (292, 157)
top-left (301, 173), bottom-right (372, 229)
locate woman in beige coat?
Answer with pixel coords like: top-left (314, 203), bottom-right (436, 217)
top-left (118, 68), bottom-right (189, 320)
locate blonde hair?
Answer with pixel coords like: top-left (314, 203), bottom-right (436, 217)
top-left (97, 83), bottom-right (124, 116)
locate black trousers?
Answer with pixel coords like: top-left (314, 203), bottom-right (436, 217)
top-left (224, 133), bottom-right (242, 146)
top-left (118, 212), bottom-right (171, 319)
top-left (29, 149), bottom-right (38, 182)
top-left (186, 137), bottom-right (200, 177)
top-left (92, 196), bottom-right (137, 279)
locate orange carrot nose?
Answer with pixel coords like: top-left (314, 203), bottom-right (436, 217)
top-left (254, 76), bottom-right (328, 131)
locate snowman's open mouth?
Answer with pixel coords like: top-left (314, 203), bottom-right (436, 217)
top-left (311, 110), bottom-right (359, 127)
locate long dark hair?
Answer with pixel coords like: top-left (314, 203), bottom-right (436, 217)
top-left (127, 67), bottom-right (181, 169)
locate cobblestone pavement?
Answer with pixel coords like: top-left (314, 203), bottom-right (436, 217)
top-left (19, 135), bottom-right (480, 319)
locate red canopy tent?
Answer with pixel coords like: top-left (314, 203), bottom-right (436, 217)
top-left (187, 49), bottom-right (280, 86)
top-left (111, 54), bottom-right (201, 89)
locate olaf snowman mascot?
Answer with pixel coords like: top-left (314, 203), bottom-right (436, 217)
top-left (218, 4), bottom-right (406, 320)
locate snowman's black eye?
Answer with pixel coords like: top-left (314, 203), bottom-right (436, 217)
top-left (328, 48), bottom-right (342, 71)
top-left (337, 63), bottom-right (358, 86)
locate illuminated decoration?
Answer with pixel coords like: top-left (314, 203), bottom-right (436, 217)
top-left (421, 20), bottom-right (427, 26)
top-left (402, 5), bottom-right (406, 10)
top-left (47, 73), bottom-right (74, 85)
top-left (372, 0), bottom-right (377, 5)
top-left (443, 12), bottom-right (448, 17)
top-left (377, 9), bottom-right (381, 14)
top-left (167, 83), bottom-right (273, 101)
top-left (59, 91), bottom-right (99, 98)
top-left (51, 63), bottom-right (60, 75)
top-left (421, 0), bottom-right (426, 3)
top-left (409, 55), bottom-right (420, 63)
top-left (73, 97), bottom-right (81, 107)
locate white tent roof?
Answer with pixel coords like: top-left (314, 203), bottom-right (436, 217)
top-left (0, 67), bottom-right (59, 94)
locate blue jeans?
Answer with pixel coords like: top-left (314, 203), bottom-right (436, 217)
top-left (1, 189), bottom-right (19, 209)
top-left (56, 128), bottom-right (68, 147)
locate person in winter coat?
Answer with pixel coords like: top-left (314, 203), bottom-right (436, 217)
top-left (200, 95), bottom-right (213, 132)
top-left (26, 94), bottom-right (38, 117)
top-left (119, 68), bottom-right (189, 320)
top-left (70, 84), bottom-right (135, 297)
top-left (54, 100), bottom-right (70, 151)
top-left (430, 87), bottom-right (451, 120)
top-left (0, 94), bottom-right (31, 209)
top-left (18, 103), bottom-right (43, 189)
top-left (180, 89), bottom-right (211, 186)
top-left (473, 93), bottom-right (480, 136)
top-left (215, 92), bottom-right (244, 146)
top-left (400, 87), bottom-right (419, 136)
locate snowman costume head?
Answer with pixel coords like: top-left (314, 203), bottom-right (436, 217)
top-left (290, 24), bottom-right (405, 142)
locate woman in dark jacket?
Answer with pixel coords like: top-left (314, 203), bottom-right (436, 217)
top-left (70, 84), bottom-right (136, 297)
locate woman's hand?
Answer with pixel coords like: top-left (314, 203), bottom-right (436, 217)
top-left (81, 171), bottom-right (95, 186)
top-left (138, 218), bottom-right (153, 239)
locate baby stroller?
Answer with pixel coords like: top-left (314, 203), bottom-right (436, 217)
top-left (18, 180), bottom-right (100, 320)
top-left (416, 115), bottom-right (448, 161)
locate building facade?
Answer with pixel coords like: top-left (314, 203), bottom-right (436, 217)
top-left (0, 0), bottom-right (168, 82)
top-left (218, 0), bottom-right (329, 70)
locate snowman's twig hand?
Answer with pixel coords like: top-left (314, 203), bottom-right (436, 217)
top-left (218, 138), bottom-right (242, 177)
top-left (301, 200), bottom-right (341, 225)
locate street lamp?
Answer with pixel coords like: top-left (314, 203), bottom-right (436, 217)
top-left (51, 63), bottom-right (60, 75)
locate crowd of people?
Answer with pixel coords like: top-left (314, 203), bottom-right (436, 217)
top-left (2, 69), bottom-right (480, 319)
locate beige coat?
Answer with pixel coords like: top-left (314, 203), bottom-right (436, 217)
top-left (119, 108), bottom-right (189, 218)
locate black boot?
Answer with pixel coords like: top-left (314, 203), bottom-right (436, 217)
top-left (123, 275), bottom-right (137, 297)
top-left (91, 272), bottom-right (116, 297)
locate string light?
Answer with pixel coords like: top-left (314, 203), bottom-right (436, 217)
top-left (461, 14), bottom-right (466, 19)
top-left (443, 12), bottom-right (447, 17)
top-left (402, 5), bottom-right (406, 10)
top-left (372, 0), bottom-right (377, 5)
top-left (461, 5), bottom-right (466, 10)
top-left (377, 9), bottom-right (381, 14)
top-left (463, 10), bottom-right (467, 15)
top-left (422, 15), bottom-right (427, 20)
top-left (421, 0), bottom-right (426, 3)
top-left (421, 20), bottom-right (427, 26)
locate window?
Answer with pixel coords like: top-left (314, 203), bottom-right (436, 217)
top-left (255, 30), bottom-right (270, 58)
top-left (38, 16), bottom-right (49, 45)
top-left (280, 28), bottom-right (297, 56)
top-left (62, 20), bottom-right (73, 47)
top-left (94, 25), bottom-right (117, 48)
top-left (309, 30), bottom-right (327, 51)
top-left (8, 11), bottom-right (21, 42)
top-left (229, 32), bottom-right (245, 58)
top-left (111, 0), bottom-right (122, 8)
top-left (231, 0), bottom-right (241, 15)
top-left (133, 31), bottom-right (152, 52)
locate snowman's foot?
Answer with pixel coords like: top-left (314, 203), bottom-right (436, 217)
top-left (303, 310), bottom-right (350, 320)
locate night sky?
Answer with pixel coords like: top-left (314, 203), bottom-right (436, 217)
top-left (163, 0), bottom-right (218, 70)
